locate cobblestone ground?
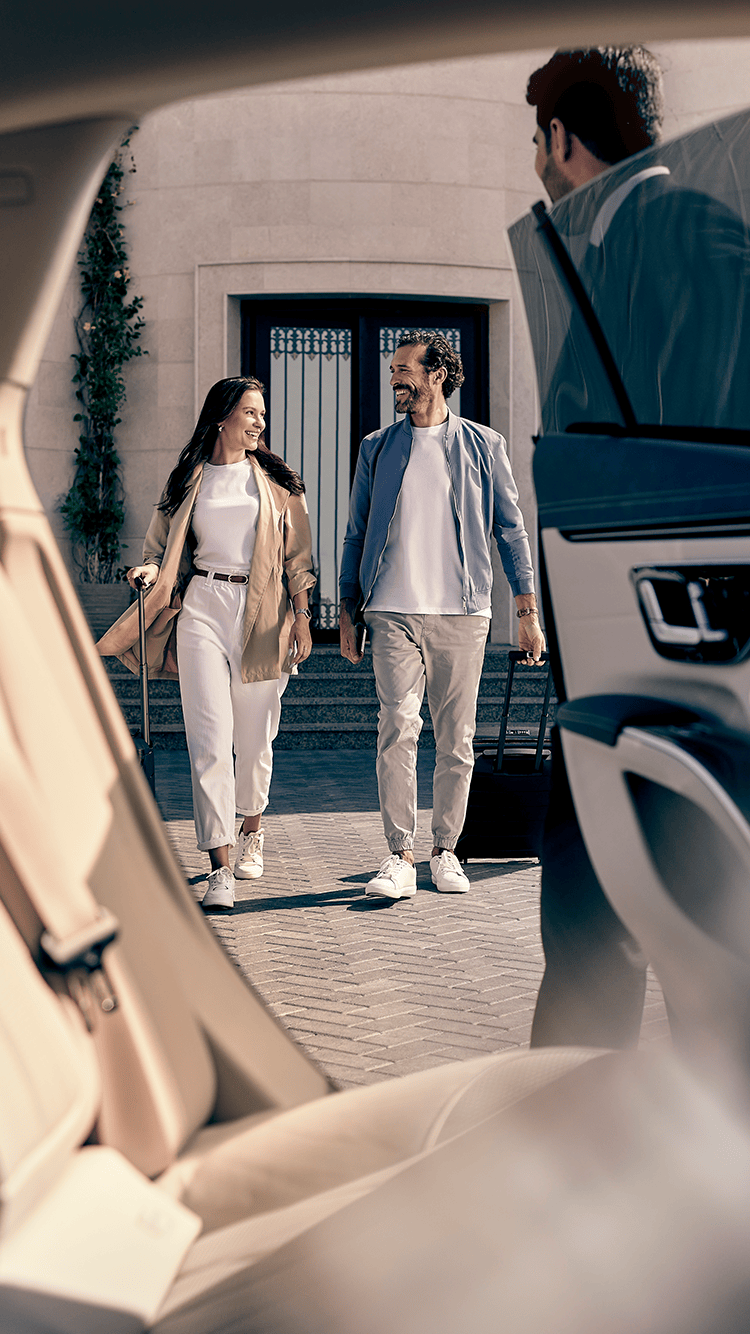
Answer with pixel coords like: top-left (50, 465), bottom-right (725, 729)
top-left (156, 750), bottom-right (669, 1089)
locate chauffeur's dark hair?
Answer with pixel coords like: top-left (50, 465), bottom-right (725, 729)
top-left (396, 330), bottom-right (465, 400)
top-left (527, 46), bottom-right (664, 165)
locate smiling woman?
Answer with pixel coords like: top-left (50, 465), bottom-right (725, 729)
top-left (97, 375), bottom-right (317, 909)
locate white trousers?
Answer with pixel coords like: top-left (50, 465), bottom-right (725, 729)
top-left (176, 574), bottom-right (288, 851)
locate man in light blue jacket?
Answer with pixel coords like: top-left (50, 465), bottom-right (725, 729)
top-left (339, 330), bottom-right (544, 899)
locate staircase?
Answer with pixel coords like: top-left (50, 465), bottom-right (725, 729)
top-left (103, 644), bottom-right (554, 751)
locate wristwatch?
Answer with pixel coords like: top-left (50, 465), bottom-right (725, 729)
top-left (294, 607), bottom-right (312, 620)
top-left (516, 606), bottom-right (538, 618)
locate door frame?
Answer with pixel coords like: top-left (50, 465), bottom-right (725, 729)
top-left (241, 296), bottom-right (490, 482)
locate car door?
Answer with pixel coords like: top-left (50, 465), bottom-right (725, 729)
top-left (509, 108), bottom-right (750, 1043)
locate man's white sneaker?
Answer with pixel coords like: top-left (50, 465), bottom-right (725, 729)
top-left (235, 828), bottom-right (264, 880)
top-left (365, 855), bottom-right (417, 900)
top-left (201, 866), bottom-right (235, 911)
top-left (430, 850), bottom-right (470, 893)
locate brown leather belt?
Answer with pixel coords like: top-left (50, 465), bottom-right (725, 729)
top-left (193, 569), bottom-right (249, 585)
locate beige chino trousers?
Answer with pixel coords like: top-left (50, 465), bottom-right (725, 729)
top-left (365, 612), bottom-right (490, 853)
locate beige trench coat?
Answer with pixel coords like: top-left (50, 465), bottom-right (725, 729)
top-left (97, 458), bottom-right (316, 683)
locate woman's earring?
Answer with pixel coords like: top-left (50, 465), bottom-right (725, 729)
top-left (218, 425), bottom-right (223, 432)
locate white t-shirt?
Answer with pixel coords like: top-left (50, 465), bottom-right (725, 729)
top-left (369, 424), bottom-right (490, 616)
top-left (192, 459), bottom-right (260, 572)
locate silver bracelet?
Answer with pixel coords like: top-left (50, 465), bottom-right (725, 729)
top-left (294, 607), bottom-right (312, 620)
top-left (516, 606), bottom-right (538, 619)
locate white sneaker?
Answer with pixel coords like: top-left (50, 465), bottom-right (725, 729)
top-left (235, 828), bottom-right (264, 880)
top-left (430, 850), bottom-right (470, 893)
top-left (365, 855), bottom-right (417, 900)
top-left (201, 866), bottom-right (235, 911)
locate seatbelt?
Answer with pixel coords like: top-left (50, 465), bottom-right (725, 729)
top-left (0, 683), bottom-right (182, 1177)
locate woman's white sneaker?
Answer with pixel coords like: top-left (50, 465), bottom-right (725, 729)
top-left (201, 866), bottom-right (235, 911)
top-left (235, 828), bottom-right (264, 879)
top-left (365, 855), bottom-right (417, 900)
top-left (430, 850), bottom-right (470, 893)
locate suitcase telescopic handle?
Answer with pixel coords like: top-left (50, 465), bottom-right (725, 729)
top-left (133, 575), bottom-right (151, 749)
top-left (495, 650), bottom-right (551, 773)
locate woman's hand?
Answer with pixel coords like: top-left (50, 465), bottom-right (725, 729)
top-left (127, 563), bottom-right (159, 590)
top-left (287, 612), bottom-right (313, 666)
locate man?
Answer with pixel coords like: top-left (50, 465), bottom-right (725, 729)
top-left (339, 331), bottom-right (544, 899)
top-left (523, 46), bottom-right (750, 1049)
top-left (522, 47), bottom-right (665, 1048)
top-left (527, 46), bottom-right (750, 435)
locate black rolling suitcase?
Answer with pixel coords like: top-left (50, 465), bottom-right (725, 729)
top-left (133, 576), bottom-right (156, 797)
top-left (456, 650), bottom-right (553, 862)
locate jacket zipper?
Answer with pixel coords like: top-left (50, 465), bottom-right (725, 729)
top-left (443, 437), bottom-right (469, 612)
top-left (363, 436), bottom-right (413, 609)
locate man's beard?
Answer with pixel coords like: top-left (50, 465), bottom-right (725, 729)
top-left (394, 385), bottom-right (423, 415)
top-left (541, 155), bottom-right (574, 203)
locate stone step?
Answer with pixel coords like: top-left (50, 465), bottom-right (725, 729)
top-left (121, 710), bottom-right (554, 751)
top-left (280, 673), bottom-right (550, 701)
top-left (111, 676), bottom-right (551, 708)
top-left (106, 641), bottom-right (555, 750)
top-left (105, 643), bottom-right (540, 673)
top-left (108, 678), bottom-right (182, 700)
top-left (116, 697), bottom-right (551, 729)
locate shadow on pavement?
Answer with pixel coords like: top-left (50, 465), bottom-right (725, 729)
top-left (226, 887), bottom-right (364, 913)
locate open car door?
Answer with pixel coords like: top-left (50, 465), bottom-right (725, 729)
top-left (509, 108), bottom-right (750, 1079)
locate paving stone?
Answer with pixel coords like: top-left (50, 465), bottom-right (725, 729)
top-left (155, 748), bottom-right (670, 1089)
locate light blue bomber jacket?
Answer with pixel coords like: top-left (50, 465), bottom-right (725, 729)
top-left (339, 411), bottom-right (535, 612)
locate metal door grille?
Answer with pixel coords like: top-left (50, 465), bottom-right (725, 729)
top-left (269, 326), bottom-right (352, 629)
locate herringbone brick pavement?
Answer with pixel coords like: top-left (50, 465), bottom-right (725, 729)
top-left (155, 750), bottom-right (669, 1089)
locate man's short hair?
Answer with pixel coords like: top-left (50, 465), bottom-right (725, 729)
top-left (526, 47), bottom-right (664, 165)
top-left (396, 330), bottom-right (465, 399)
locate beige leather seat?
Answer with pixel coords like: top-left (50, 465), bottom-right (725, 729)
top-left (0, 515), bottom-right (603, 1329)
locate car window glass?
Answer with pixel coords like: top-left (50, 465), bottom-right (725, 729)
top-left (509, 106), bottom-right (750, 435)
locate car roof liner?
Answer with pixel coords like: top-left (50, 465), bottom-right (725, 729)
top-left (4, 1), bottom-right (750, 134)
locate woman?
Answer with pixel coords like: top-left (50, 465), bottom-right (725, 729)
top-left (99, 376), bottom-right (315, 911)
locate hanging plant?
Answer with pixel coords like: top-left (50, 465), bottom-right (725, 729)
top-left (60, 132), bottom-right (147, 583)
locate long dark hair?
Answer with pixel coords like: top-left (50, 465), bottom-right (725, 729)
top-left (158, 376), bottom-right (305, 516)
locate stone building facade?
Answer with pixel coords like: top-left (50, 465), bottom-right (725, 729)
top-left (23, 41), bottom-right (750, 638)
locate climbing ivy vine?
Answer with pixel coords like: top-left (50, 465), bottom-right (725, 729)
top-left (60, 134), bottom-right (147, 582)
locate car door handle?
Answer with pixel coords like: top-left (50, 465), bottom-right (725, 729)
top-left (630, 565), bottom-right (750, 664)
top-left (637, 576), bottom-right (728, 646)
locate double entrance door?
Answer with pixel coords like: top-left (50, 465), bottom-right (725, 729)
top-left (242, 299), bottom-right (488, 632)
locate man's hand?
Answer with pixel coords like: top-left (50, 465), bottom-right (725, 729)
top-left (340, 598), bottom-right (364, 665)
top-left (519, 614), bottom-right (545, 663)
top-left (515, 595), bottom-right (545, 664)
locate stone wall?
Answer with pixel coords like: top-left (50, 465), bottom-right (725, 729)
top-left (23, 40), bottom-right (750, 634)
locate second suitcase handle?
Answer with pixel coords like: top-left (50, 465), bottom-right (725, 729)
top-left (495, 650), bottom-right (551, 774)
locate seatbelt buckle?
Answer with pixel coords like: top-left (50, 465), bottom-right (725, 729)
top-left (40, 908), bottom-right (120, 1024)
